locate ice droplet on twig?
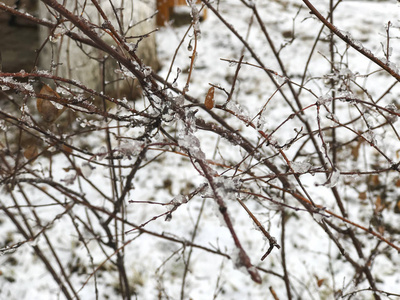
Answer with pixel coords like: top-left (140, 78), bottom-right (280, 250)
top-left (0, 120), bottom-right (6, 130)
top-left (95, 146), bottom-right (108, 161)
top-left (214, 176), bottom-right (241, 201)
top-left (188, 0), bottom-right (201, 39)
top-left (362, 129), bottom-right (377, 146)
top-left (291, 160), bottom-right (312, 173)
top-left (256, 112), bottom-right (269, 131)
top-left (61, 174), bottom-right (76, 185)
top-left (323, 168), bottom-right (340, 188)
top-left (174, 95), bottom-right (185, 106)
top-left (226, 101), bottom-right (251, 123)
top-left (313, 207), bottom-right (328, 222)
top-left (81, 162), bottom-right (95, 178)
top-left (114, 141), bottom-right (145, 159)
top-left (178, 132), bottom-right (206, 161)
top-left (317, 94), bottom-right (332, 106)
top-left (385, 103), bottom-right (399, 123)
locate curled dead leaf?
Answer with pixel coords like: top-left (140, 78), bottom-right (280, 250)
top-left (358, 191), bottom-right (367, 200)
top-left (36, 84), bottom-right (66, 123)
top-left (61, 144), bottom-right (73, 156)
top-left (204, 86), bottom-right (215, 110)
top-left (375, 195), bottom-right (385, 213)
top-left (394, 199), bottom-right (400, 214)
top-left (23, 144), bottom-right (38, 162)
top-left (351, 142), bottom-right (361, 160)
top-left (317, 278), bottom-right (325, 287)
top-left (314, 275), bottom-right (325, 288)
top-left (369, 174), bottom-right (380, 187)
top-left (396, 178), bottom-right (400, 187)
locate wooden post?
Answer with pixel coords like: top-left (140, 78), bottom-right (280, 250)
top-left (156, 0), bottom-right (171, 26)
top-left (156, 0), bottom-right (206, 26)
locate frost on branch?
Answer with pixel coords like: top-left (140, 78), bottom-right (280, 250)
top-left (187, 0), bottom-right (201, 39)
top-left (317, 94), bottom-right (332, 106)
top-left (178, 127), bottom-right (205, 161)
top-left (362, 129), bottom-right (377, 146)
top-left (322, 168), bottom-right (341, 188)
top-left (114, 140), bottom-right (145, 159)
top-left (95, 146), bottom-right (108, 161)
top-left (214, 176), bottom-right (242, 201)
top-left (177, 109), bottom-right (206, 161)
top-left (384, 103), bottom-right (399, 124)
top-left (291, 160), bottom-right (313, 174)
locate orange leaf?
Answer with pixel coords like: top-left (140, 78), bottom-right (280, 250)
top-left (314, 275), bottom-right (325, 288)
top-left (204, 86), bottom-right (215, 110)
top-left (317, 278), bottom-right (325, 287)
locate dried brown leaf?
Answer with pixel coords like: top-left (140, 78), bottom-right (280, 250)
top-left (36, 84), bottom-right (66, 123)
top-left (358, 191), bottom-right (367, 200)
top-left (395, 178), bottom-right (400, 187)
top-left (317, 278), bottom-right (325, 287)
top-left (23, 144), bottom-right (38, 162)
top-left (204, 86), bottom-right (215, 110)
top-left (61, 144), bottom-right (73, 156)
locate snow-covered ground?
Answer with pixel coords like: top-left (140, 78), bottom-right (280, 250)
top-left (1, 0), bottom-right (400, 299)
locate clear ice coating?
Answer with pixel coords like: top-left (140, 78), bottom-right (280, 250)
top-left (291, 160), bottom-right (313, 173)
top-left (324, 168), bottom-right (340, 188)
